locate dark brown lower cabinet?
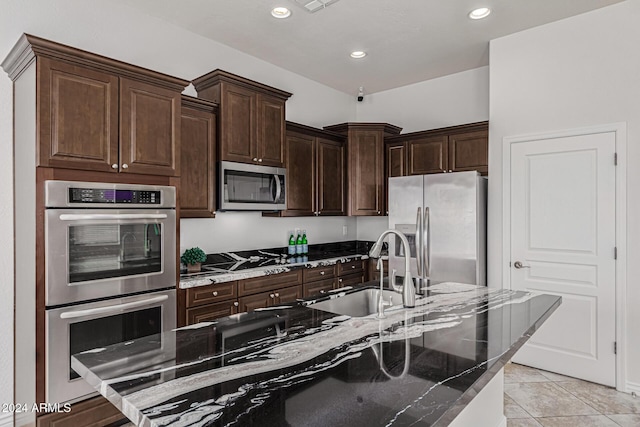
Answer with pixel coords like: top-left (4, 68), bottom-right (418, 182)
top-left (186, 301), bottom-right (239, 324)
top-left (36, 396), bottom-right (125, 427)
top-left (238, 285), bottom-right (302, 312)
top-left (302, 277), bottom-right (335, 298)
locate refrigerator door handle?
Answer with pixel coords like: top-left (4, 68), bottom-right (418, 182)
top-left (424, 207), bottom-right (430, 278)
top-left (416, 207), bottom-right (423, 279)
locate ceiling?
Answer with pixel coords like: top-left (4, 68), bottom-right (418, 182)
top-left (114, 0), bottom-right (624, 95)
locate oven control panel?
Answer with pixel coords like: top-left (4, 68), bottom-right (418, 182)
top-left (68, 188), bottom-right (161, 204)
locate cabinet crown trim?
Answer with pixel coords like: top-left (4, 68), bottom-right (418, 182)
top-left (181, 94), bottom-right (219, 112)
top-left (192, 69), bottom-right (292, 100)
top-left (323, 122), bottom-right (402, 136)
top-left (2, 34), bottom-right (189, 90)
top-left (385, 121), bottom-right (488, 143)
top-left (286, 121), bottom-right (345, 143)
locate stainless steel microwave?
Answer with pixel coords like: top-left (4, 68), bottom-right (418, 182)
top-left (219, 161), bottom-right (287, 211)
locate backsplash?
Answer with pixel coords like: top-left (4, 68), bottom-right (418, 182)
top-left (180, 212), bottom-right (358, 254)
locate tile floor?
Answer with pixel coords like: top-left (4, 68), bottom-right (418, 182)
top-left (504, 363), bottom-right (640, 427)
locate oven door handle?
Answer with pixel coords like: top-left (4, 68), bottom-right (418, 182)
top-left (58, 213), bottom-right (168, 221)
top-left (59, 295), bottom-right (169, 319)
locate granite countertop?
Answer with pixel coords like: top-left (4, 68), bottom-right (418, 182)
top-left (179, 241), bottom-right (381, 289)
top-left (72, 283), bottom-right (561, 427)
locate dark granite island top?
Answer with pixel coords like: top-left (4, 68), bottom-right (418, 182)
top-left (71, 283), bottom-right (561, 427)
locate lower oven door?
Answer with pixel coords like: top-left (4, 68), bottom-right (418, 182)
top-left (46, 289), bottom-right (176, 404)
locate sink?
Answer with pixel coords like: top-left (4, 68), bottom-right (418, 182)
top-left (308, 288), bottom-right (405, 317)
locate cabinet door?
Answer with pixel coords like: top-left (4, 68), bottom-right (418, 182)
top-left (36, 396), bottom-right (124, 427)
top-left (407, 135), bottom-right (448, 175)
top-left (317, 138), bottom-right (346, 216)
top-left (180, 105), bottom-right (217, 217)
top-left (220, 82), bottom-right (256, 163)
top-left (38, 58), bottom-right (119, 172)
top-left (336, 273), bottom-right (364, 288)
top-left (186, 301), bottom-right (238, 325)
top-left (283, 132), bottom-right (316, 216)
top-left (448, 129), bottom-right (488, 174)
top-left (385, 142), bottom-right (406, 214)
top-left (257, 94), bottom-right (285, 167)
top-left (275, 285), bottom-right (302, 304)
top-left (303, 277), bottom-right (335, 298)
top-left (238, 291), bottom-right (274, 313)
top-left (120, 78), bottom-right (180, 176)
top-left (349, 130), bottom-right (384, 216)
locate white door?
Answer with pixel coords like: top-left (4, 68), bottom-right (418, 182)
top-left (509, 131), bottom-right (616, 387)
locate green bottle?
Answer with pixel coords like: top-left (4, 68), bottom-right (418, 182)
top-left (302, 230), bottom-right (308, 255)
top-left (288, 232), bottom-right (296, 255)
top-left (296, 232), bottom-right (303, 255)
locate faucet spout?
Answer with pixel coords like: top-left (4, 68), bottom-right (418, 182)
top-left (369, 229), bottom-right (416, 308)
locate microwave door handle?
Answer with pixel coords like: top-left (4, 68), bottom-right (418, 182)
top-left (59, 213), bottom-right (168, 221)
top-left (273, 175), bottom-right (282, 202)
top-left (59, 295), bottom-right (169, 319)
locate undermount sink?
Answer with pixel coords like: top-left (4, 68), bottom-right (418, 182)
top-left (308, 288), bottom-right (405, 317)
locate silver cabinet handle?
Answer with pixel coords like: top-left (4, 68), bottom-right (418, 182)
top-left (258, 159), bottom-right (263, 162)
top-left (320, 271), bottom-right (325, 275)
top-left (338, 278), bottom-right (343, 283)
top-left (270, 293), bottom-right (275, 298)
top-left (377, 211), bottom-right (381, 214)
top-left (233, 301), bottom-right (239, 307)
top-left (351, 265), bottom-right (356, 269)
top-left (253, 157), bottom-right (258, 161)
top-left (448, 170), bottom-right (452, 173)
top-left (60, 295), bottom-right (168, 319)
top-left (275, 292), bottom-right (279, 297)
top-left (514, 261), bottom-right (530, 269)
top-left (122, 163), bottom-right (128, 169)
top-left (111, 164), bottom-right (118, 169)
top-left (320, 290), bottom-right (326, 294)
top-left (212, 291), bottom-right (218, 296)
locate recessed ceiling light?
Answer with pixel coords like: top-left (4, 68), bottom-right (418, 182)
top-left (350, 51), bottom-right (367, 59)
top-left (468, 7), bottom-right (491, 20)
top-left (271, 7), bottom-right (291, 19)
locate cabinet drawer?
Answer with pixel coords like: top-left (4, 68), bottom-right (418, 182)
top-left (336, 273), bottom-right (364, 288)
top-left (303, 265), bottom-right (336, 283)
top-left (338, 259), bottom-right (364, 276)
top-left (238, 270), bottom-right (302, 296)
top-left (186, 281), bottom-right (237, 308)
top-left (186, 301), bottom-right (239, 324)
top-left (303, 277), bottom-right (335, 298)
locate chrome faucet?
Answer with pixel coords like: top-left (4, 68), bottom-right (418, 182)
top-left (369, 229), bottom-right (416, 309)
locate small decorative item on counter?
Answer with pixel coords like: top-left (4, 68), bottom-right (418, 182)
top-left (181, 247), bottom-right (207, 273)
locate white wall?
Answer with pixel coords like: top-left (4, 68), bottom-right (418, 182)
top-left (181, 214), bottom-right (356, 254)
top-left (354, 66), bottom-right (490, 240)
top-left (0, 0), bottom-right (357, 411)
top-left (0, 57), bottom-right (14, 417)
top-left (488, 0), bottom-right (640, 390)
top-left (355, 66), bottom-right (489, 133)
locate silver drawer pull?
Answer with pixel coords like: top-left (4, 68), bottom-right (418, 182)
top-left (270, 293), bottom-right (275, 298)
top-left (233, 302), bottom-right (239, 307)
top-left (212, 291), bottom-right (218, 296)
top-left (320, 271), bottom-right (325, 275)
top-left (351, 265), bottom-right (356, 269)
top-left (275, 293), bottom-right (279, 297)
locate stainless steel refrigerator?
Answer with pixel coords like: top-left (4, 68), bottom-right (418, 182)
top-left (387, 171), bottom-right (487, 289)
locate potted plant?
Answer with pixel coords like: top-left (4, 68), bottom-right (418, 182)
top-left (181, 247), bottom-right (207, 273)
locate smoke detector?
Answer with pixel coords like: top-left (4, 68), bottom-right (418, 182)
top-left (292, 0), bottom-right (340, 13)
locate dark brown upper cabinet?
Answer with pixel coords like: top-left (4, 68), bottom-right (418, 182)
top-left (180, 96), bottom-right (218, 218)
top-left (192, 70), bottom-right (291, 168)
top-left (27, 36), bottom-right (188, 176)
top-left (324, 123), bottom-right (402, 216)
top-left (275, 122), bottom-right (345, 217)
top-left (385, 121), bottom-right (488, 177)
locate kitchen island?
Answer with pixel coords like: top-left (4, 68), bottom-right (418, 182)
top-left (72, 283), bottom-right (561, 426)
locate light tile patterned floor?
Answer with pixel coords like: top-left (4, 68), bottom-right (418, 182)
top-left (505, 363), bottom-right (640, 427)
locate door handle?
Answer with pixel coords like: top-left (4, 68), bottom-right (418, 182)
top-left (514, 261), bottom-right (530, 269)
top-left (416, 207), bottom-right (423, 279)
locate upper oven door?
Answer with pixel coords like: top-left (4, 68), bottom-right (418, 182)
top-left (45, 209), bottom-right (176, 307)
top-left (219, 161), bottom-right (286, 211)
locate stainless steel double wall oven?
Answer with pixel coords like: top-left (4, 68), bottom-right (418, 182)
top-left (44, 181), bottom-right (177, 404)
